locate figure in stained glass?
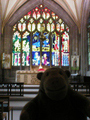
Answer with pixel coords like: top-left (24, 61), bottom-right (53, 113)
top-left (32, 52), bottom-right (40, 65)
top-left (61, 31), bottom-right (69, 66)
top-left (52, 32), bottom-right (60, 66)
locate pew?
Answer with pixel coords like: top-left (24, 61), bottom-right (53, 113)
top-left (0, 101), bottom-right (7, 120)
top-left (0, 82), bottom-right (24, 96)
top-left (0, 96), bottom-right (12, 120)
top-left (84, 76), bottom-right (90, 83)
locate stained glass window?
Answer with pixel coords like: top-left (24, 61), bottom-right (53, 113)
top-left (52, 32), bottom-right (60, 66)
top-left (12, 31), bottom-right (21, 66)
top-left (42, 32), bottom-right (50, 66)
top-left (12, 4), bottom-right (70, 68)
top-left (22, 31), bottom-right (30, 66)
top-left (61, 31), bottom-right (69, 66)
top-left (32, 31), bottom-right (40, 66)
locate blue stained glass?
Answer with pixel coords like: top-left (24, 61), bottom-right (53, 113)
top-left (42, 32), bottom-right (50, 66)
top-left (42, 32), bottom-right (50, 51)
top-left (62, 53), bottom-right (69, 66)
top-left (32, 32), bottom-right (40, 66)
top-left (32, 52), bottom-right (40, 65)
top-left (52, 52), bottom-right (60, 66)
top-left (32, 32), bottom-right (40, 51)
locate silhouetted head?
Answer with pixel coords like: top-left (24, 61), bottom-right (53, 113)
top-left (37, 67), bottom-right (70, 101)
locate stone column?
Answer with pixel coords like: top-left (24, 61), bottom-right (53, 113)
top-left (81, 0), bottom-right (90, 76)
top-left (0, 2), bottom-right (2, 81)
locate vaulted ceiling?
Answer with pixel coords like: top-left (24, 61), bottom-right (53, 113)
top-left (0, 0), bottom-right (85, 32)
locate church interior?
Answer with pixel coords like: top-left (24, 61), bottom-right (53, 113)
top-left (0, 0), bottom-right (90, 120)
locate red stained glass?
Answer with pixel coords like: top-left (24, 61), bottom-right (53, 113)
top-left (56, 15), bottom-right (59, 20)
top-left (32, 11), bottom-right (36, 19)
top-left (28, 11), bottom-right (31, 15)
top-left (45, 8), bottom-right (48, 11)
top-left (61, 23), bottom-right (64, 32)
top-left (35, 7), bottom-right (38, 11)
top-left (40, 4), bottom-right (43, 8)
top-left (52, 12), bottom-right (55, 20)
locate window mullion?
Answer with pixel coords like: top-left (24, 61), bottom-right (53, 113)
top-left (49, 22), bottom-right (52, 67)
top-left (20, 33), bottom-right (22, 70)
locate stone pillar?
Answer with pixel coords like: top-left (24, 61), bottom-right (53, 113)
top-left (81, 0), bottom-right (90, 76)
top-left (3, 25), bottom-right (12, 80)
top-left (0, 2), bottom-right (2, 81)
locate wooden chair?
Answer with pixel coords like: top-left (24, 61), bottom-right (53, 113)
top-left (0, 101), bottom-right (7, 120)
top-left (0, 96), bottom-right (12, 120)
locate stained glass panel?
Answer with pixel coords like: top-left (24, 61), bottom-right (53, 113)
top-left (18, 22), bottom-right (26, 32)
top-left (42, 12), bottom-right (46, 19)
top-left (18, 23), bottom-right (22, 31)
top-left (52, 32), bottom-right (60, 66)
top-left (47, 23), bottom-right (50, 32)
top-left (22, 22), bottom-right (26, 31)
top-left (32, 31), bottom-right (40, 65)
top-left (61, 31), bottom-right (69, 66)
top-left (40, 4), bottom-right (43, 8)
top-left (24, 12), bottom-right (31, 20)
top-left (42, 7), bottom-right (50, 20)
top-left (66, 25), bottom-right (69, 32)
top-left (51, 23), bottom-right (55, 32)
top-left (56, 15), bottom-right (59, 20)
top-left (32, 7), bottom-right (41, 20)
top-left (56, 23), bottom-right (60, 32)
top-left (52, 12), bottom-right (55, 20)
top-left (58, 19), bottom-right (62, 24)
top-left (12, 31), bottom-right (21, 66)
top-left (32, 23), bottom-right (36, 32)
top-left (46, 12), bottom-right (50, 19)
top-left (22, 31), bottom-right (30, 66)
top-left (27, 23), bottom-right (31, 31)
top-left (37, 23), bottom-right (45, 32)
top-left (37, 11), bottom-right (41, 19)
top-left (61, 23), bottom-right (64, 32)
top-left (42, 32), bottom-right (50, 66)
top-left (32, 11), bottom-right (36, 19)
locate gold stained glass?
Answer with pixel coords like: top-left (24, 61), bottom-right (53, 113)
top-left (58, 19), bottom-right (62, 24)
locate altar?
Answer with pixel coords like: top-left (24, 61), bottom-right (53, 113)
top-left (16, 70), bottom-right (41, 85)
